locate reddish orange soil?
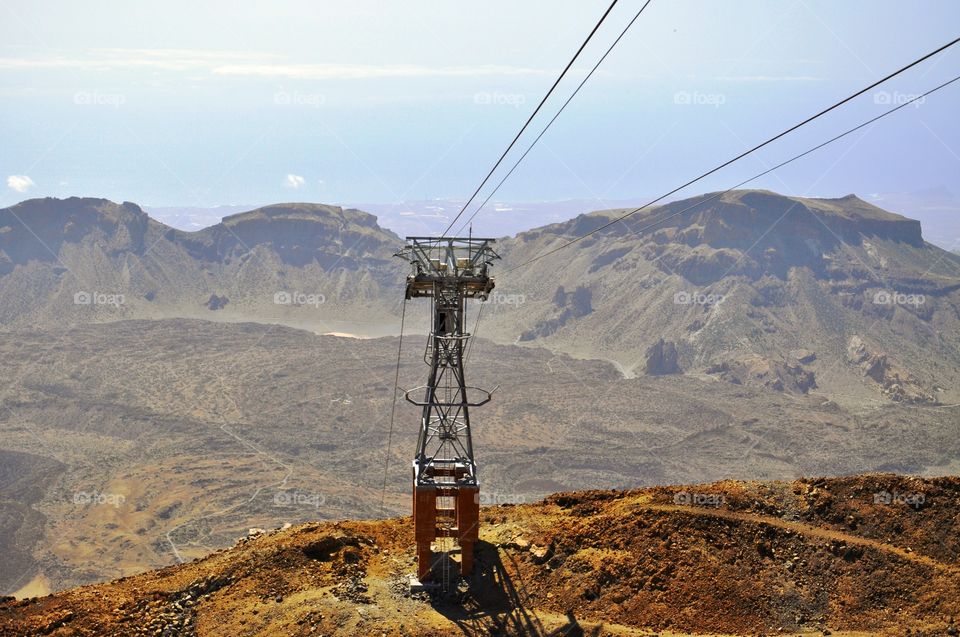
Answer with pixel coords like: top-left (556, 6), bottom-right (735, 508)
top-left (2, 474), bottom-right (958, 636)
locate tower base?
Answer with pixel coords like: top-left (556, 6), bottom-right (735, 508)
top-left (412, 482), bottom-right (480, 581)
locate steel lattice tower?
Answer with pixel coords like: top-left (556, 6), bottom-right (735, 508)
top-left (396, 237), bottom-right (498, 582)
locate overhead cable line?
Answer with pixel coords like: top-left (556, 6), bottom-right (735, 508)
top-left (380, 297), bottom-right (407, 515)
top-left (506, 72), bottom-right (960, 274)
top-left (442, 0), bottom-right (621, 236)
top-left (452, 0), bottom-right (654, 236)
top-left (464, 300), bottom-right (484, 366)
top-left (503, 36), bottom-right (960, 272)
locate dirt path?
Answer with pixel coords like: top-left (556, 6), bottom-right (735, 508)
top-left (636, 503), bottom-right (957, 573)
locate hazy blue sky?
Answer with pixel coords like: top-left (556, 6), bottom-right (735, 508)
top-left (1, 0), bottom-right (959, 234)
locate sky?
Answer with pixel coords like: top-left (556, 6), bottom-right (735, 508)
top-left (1, 0), bottom-right (959, 239)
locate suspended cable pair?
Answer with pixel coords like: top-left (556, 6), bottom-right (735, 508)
top-left (506, 72), bottom-right (960, 273)
top-left (448, 0), bottom-right (654, 237)
top-left (445, 0), bottom-right (959, 271)
top-left (442, 0), bottom-right (635, 236)
top-left (504, 36), bottom-right (960, 273)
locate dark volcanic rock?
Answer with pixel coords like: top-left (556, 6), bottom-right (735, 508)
top-left (644, 338), bottom-right (681, 375)
top-left (520, 285), bottom-right (594, 341)
top-left (205, 294), bottom-right (229, 310)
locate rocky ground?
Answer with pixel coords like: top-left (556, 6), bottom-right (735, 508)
top-left (4, 319), bottom-right (960, 596)
top-left (2, 474), bottom-right (958, 637)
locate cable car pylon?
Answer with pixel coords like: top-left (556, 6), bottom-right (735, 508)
top-left (395, 236), bottom-right (499, 590)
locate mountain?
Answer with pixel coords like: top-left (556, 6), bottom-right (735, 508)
top-left (3, 474), bottom-right (958, 636)
top-left (485, 190), bottom-right (960, 407)
top-left (5, 190), bottom-right (957, 406)
top-left (2, 193), bottom-right (960, 602)
top-left (0, 197), bottom-right (404, 332)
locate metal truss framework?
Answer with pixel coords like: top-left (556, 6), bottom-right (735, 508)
top-left (395, 237), bottom-right (498, 583)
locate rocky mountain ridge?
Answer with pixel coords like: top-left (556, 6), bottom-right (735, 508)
top-left (2, 190), bottom-right (959, 407)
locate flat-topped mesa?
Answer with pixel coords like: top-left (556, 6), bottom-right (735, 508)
top-left (0, 198), bottom-right (153, 270)
top-left (511, 190), bottom-right (927, 284)
top-left (185, 203), bottom-right (398, 266)
top-left (0, 198), bottom-right (402, 271)
top-left (662, 191), bottom-right (925, 249)
top-left (220, 203), bottom-right (383, 231)
top-left (516, 190), bottom-right (924, 249)
top-left (647, 191), bottom-right (926, 282)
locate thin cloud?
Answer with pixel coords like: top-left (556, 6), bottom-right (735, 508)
top-left (0, 48), bottom-right (278, 72)
top-left (284, 174), bottom-right (306, 189)
top-left (213, 63), bottom-right (548, 80)
top-left (7, 175), bottom-right (35, 193)
top-left (0, 50), bottom-right (548, 80)
top-left (91, 48), bottom-right (273, 61)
